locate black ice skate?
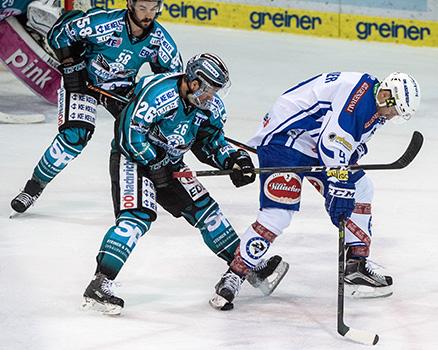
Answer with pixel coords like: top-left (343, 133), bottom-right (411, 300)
top-left (209, 269), bottom-right (245, 311)
top-left (344, 257), bottom-right (393, 298)
top-left (81, 273), bottom-right (124, 315)
top-left (10, 179), bottom-right (44, 214)
top-left (247, 255), bottom-right (290, 296)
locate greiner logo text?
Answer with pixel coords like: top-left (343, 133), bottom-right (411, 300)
top-left (163, 2), bottom-right (218, 21)
top-left (250, 11), bottom-right (322, 30)
top-left (356, 21), bottom-right (431, 41)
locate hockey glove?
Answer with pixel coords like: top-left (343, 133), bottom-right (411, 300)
top-left (224, 149), bottom-right (256, 188)
top-left (325, 180), bottom-right (356, 227)
top-left (59, 57), bottom-right (89, 94)
top-left (146, 148), bottom-right (173, 189)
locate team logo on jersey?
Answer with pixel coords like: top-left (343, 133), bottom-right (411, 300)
top-left (264, 173), bottom-right (302, 204)
top-left (246, 237), bottom-right (270, 260)
top-left (306, 176), bottom-right (325, 196)
top-left (345, 81), bottom-right (370, 113)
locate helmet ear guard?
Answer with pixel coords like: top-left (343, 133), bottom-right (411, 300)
top-left (376, 72), bottom-right (421, 123)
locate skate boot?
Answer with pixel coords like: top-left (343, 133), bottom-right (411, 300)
top-left (209, 269), bottom-right (245, 311)
top-left (81, 273), bottom-right (124, 315)
top-left (344, 257), bottom-right (393, 298)
top-left (11, 179), bottom-right (44, 213)
top-left (247, 255), bottom-right (290, 296)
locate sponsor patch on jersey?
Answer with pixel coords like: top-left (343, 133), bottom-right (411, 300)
top-left (328, 132), bottom-right (352, 151)
top-left (161, 39), bottom-right (175, 55)
top-left (158, 49), bottom-right (170, 63)
top-left (155, 89), bottom-right (177, 106)
top-left (96, 33), bottom-right (112, 43)
top-left (105, 36), bottom-right (123, 48)
top-left (157, 100), bottom-right (179, 116)
top-left (264, 173), bottom-right (302, 204)
top-left (345, 81), bottom-right (370, 113)
top-left (139, 46), bottom-right (157, 59)
top-left (95, 19), bottom-right (123, 35)
top-left (306, 176), bottom-right (325, 196)
top-left (194, 112), bottom-right (208, 126)
top-left (364, 112), bottom-right (380, 128)
top-left (246, 237), bottom-right (270, 260)
top-left (150, 37), bottom-right (161, 46)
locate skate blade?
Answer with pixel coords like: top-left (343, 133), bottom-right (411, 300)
top-left (209, 294), bottom-right (234, 311)
top-left (81, 297), bottom-right (122, 315)
top-left (9, 210), bottom-right (22, 219)
top-left (345, 284), bottom-right (393, 299)
top-left (258, 261), bottom-right (290, 296)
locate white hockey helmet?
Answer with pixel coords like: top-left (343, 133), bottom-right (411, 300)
top-left (376, 72), bottom-right (421, 123)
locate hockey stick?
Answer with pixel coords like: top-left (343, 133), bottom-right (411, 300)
top-left (224, 136), bottom-right (257, 154)
top-left (173, 131), bottom-right (423, 178)
top-left (337, 220), bottom-right (379, 345)
top-left (0, 111), bottom-right (45, 124)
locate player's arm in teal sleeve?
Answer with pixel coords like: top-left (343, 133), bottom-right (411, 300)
top-left (191, 96), bottom-right (238, 168)
top-left (117, 95), bottom-right (161, 167)
top-left (149, 26), bottom-right (183, 73)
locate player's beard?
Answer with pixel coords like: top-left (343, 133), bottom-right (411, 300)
top-left (128, 8), bottom-right (154, 31)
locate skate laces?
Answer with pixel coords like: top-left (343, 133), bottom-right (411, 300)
top-left (364, 260), bottom-right (386, 281)
top-left (254, 259), bottom-right (267, 272)
top-left (220, 272), bottom-right (243, 294)
top-left (15, 192), bottom-right (38, 207)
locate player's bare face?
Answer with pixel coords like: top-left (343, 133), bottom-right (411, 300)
top-left (376, 89), bottom-right (399, 120)
top-left (130, 1), bottom-right (159, 30)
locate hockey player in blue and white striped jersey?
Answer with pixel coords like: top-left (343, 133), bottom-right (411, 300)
top-left (210, 71), bottom-right (421, 310)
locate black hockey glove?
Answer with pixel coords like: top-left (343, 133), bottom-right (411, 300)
top-left (54, 43), bottom-right (89, 94)
top-left (98, 86), bottom-right (134, 118)
top-left (59, 57), bottom-right (89, 93)
top-left (147, 148), bottom-right (173, 189)
top-left (224, 149), bottom-right (256, 188)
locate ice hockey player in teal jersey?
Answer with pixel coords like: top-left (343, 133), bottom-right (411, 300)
top-left (81, 53), bottom-right (262, 315)
top-left (11, 1), bottom-right (183, 214)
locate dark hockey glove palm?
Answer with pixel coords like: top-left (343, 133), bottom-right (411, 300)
top-left (325, 180), bottom-right (356, 227)
top-left (147, 148), bottom-right (173, 189)
top-left (225, 149), bottom-right (256, 188)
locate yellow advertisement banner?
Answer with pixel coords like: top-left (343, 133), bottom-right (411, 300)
top-left (108, 0), bottom-right (437, 47)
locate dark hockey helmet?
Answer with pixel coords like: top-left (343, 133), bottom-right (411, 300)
top-left (185, 53), bottom-right (231, 108)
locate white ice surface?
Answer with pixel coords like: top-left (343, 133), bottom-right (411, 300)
top-left (1, 24), bottom-right (438, 350)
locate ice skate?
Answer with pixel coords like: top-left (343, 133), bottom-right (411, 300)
top-left (247, 255), bottom-right (290, 295)
top-left (344, 257), bottom-right (393, 298)
top-left (81, 273), bottom-right (124, 315)
top-left (10, 179), bottom-right (44, 215)
top-left (209, 269), bottom-right (245, 311)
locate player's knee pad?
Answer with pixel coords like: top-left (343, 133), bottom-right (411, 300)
top-left (110, 152), bottom-right (158, 220)
top-left (182, 197), bottom-right (239, 263)
top-left (354, 175), bottom-right (374, 203)
top-left (97, 217), bottom-right (151, 280)
top-left (57, 87), bottom-right (97, 133)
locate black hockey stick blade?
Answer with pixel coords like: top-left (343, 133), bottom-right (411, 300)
top-left (350, 130), bottom-right (423, 171)
top-left (173, 131), bottom-right (423, 178)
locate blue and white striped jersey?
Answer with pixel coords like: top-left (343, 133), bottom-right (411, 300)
top-left (249, 72), bottom-right (385, 166)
